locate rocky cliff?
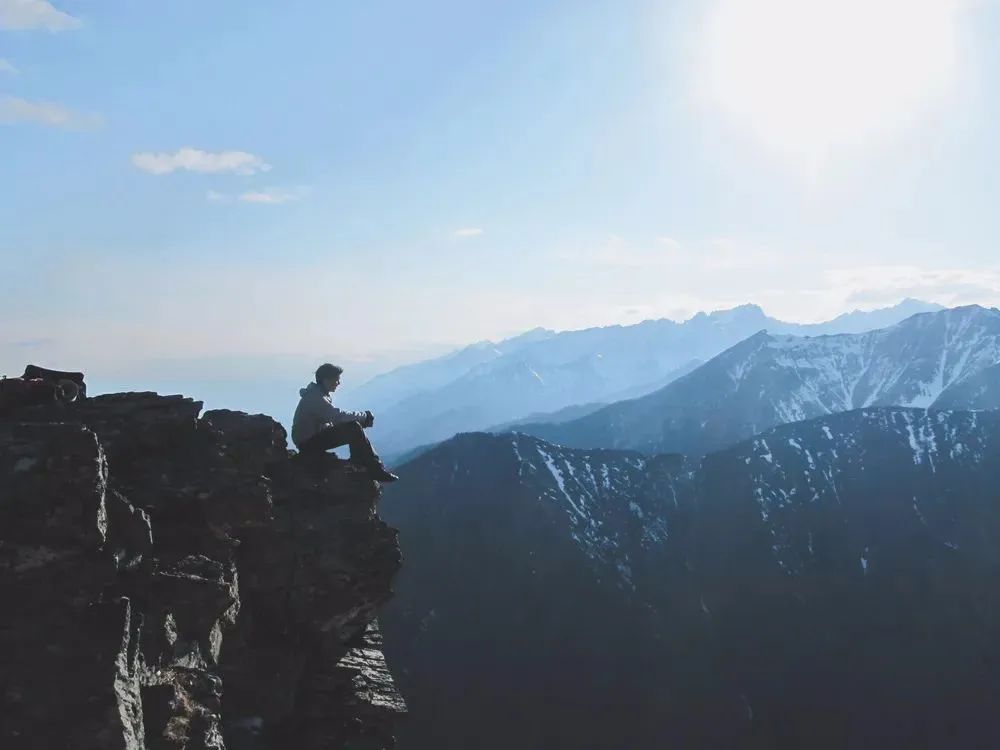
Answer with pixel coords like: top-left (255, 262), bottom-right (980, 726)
top-left (0, 392), bottom-right (405, 749)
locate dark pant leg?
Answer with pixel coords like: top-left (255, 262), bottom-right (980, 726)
top-left (299, 421), bottom-right (380, 467)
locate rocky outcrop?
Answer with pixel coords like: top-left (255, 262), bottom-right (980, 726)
top-left (0, 392), bottom-right (405, 749)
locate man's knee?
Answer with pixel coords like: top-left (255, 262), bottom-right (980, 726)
top-left (348, 420), bottom-right (364, 433)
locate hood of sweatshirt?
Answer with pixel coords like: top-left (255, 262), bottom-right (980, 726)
top-left (300, 382), bottom-right (325, 398)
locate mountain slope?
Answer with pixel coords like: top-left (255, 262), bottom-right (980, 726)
top-left (518, 305), bottom-right (1000, 456)
top-left (379, 433), bottom-right (693, 750)
top-left (357, 300), bottom-right (942, 457)
top-left (381, 408), bottom-right (1000, 749)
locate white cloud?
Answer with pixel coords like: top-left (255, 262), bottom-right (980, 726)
top-left (239, 187), bottom-right (304, 204)
top-left (0, 0), bottom-right (80, 31)
top-left (453, 227), bottom-right (484, 238)
top-left (131, 147), bottom-right (271, 176)
top-left (0, 58), bottom-right (17, 75)
top-left (0, 95), bottom-right (102, 129)
top-left (545, 235), bottom-right (995, 324)
top-left (206, 187), bottom-right (306, 204)
top-left (829, 265), bottom-right (1000, 309)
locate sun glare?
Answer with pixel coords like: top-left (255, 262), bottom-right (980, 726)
top-left (699, 0), bottom-right (962, 166)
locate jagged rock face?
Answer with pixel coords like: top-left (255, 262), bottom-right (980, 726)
top-left (0, 393), bottom-right (405, 750)
top-left (1, 421), bottom-right (147, 749)
top-left (382, 409), bottom-right (1000, 749)
top-left (517, 305), bottom-right (1000, 457)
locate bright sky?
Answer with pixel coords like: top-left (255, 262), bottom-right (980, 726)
top-left (3, 0), bottom-right (1000, 379)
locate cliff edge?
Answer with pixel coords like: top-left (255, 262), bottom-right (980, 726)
top-left (0, 391), bottom-right (405, 749)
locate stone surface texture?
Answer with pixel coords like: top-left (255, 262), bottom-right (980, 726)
top-left (1, 392), bottom-right (404, 750)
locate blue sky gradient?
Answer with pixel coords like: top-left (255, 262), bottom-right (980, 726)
top-left (3, 0), bottom-right (1000, 381)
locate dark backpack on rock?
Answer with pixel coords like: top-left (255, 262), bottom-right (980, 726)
top-left (22, 365), bottom-right (87, 399)
top-left (0, 365), bottom-right (87, 416)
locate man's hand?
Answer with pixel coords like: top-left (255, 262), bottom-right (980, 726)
top-left (364, 410), bottom-right (375, 428)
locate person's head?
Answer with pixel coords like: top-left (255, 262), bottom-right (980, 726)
top-left (315, 363), bottom-right (344, 393)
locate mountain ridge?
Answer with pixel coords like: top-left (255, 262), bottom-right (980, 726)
top-left (353, 299), bottom-right (944, 457)
top-left (515, 304), bottom-right (1000, 457)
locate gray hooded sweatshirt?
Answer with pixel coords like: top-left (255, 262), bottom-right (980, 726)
top-left (291, 382), bottom-right (367, 448)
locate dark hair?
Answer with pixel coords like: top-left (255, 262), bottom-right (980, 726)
top-left (315, 363), bottom-right (344, 384)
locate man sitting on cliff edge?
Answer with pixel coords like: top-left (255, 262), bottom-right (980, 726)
top-left (292, 363), bottom-right (399, 482)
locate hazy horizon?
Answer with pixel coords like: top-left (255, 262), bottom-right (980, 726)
top-left (8, 295), bottom-right (947, 386)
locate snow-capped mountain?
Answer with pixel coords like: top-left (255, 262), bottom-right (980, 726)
top-left (808, 296), bottom-right (947, 334)
top-left (348, 299), bottom-right (942, 458)
top-left (381, 407), bottom-right (1000, 749)
top-left (518, 305), bottom-right (1000, 457)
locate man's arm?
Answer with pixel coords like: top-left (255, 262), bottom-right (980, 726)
top-left (325, 402), bottom-right (370, 426)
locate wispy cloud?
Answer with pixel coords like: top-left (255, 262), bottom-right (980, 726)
top-left (561, 235), bottom-right (679, 268)
top-left (206, 186), bottom-right (307, 204)
top-left (0, 58), bottom-right (17, 75)
top-left (7, 337), bottom-right (53, 348)
top-left (0, 0), bottom-right (80, 31)
top-left (131, 147), bottom-right (271, 176)
top-left (831, 265), bottom-right (1000, 309)
top-left (453, 227), bottom-right (484, 238)
top-left (0, 95), bottom-right (102, 129)
top-left (239, 187), bottom-right (304, 204)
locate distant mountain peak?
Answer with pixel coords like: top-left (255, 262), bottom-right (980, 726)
top-left (899, 296), bottom-right (943, 307)
top-left (713, 302), bottom-right (766, 317)
top-left (498, 326), bottom-right (557, 347)
top-left (688, 303), bottom-right (767, 324)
